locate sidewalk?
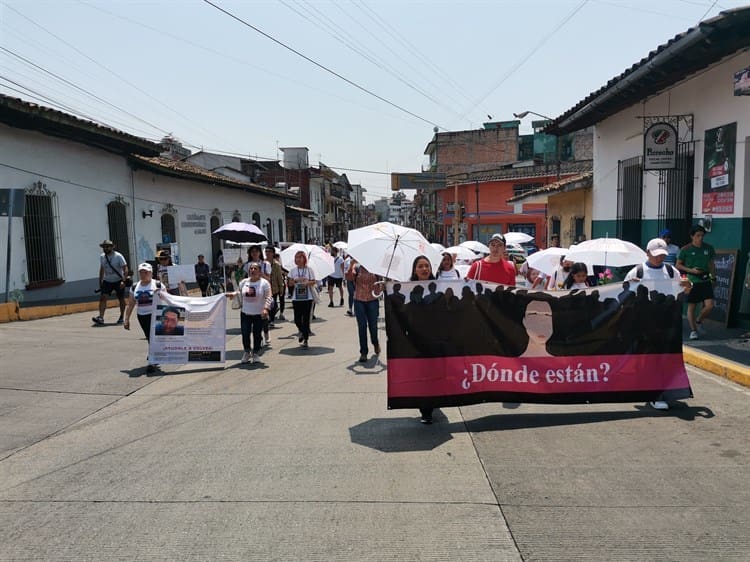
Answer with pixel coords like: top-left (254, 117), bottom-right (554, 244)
top-left (682, 321), bottom-right (750, 388)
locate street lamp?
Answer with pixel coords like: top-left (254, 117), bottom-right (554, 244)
top-left (514, 110), bottom-right (560, 181)
top-left (513, 110), bottom-right (553, 120)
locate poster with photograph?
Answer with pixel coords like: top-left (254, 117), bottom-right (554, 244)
top-left (702, 122), bottom-right (736, 214)
top-left (149, 292), bottom-right (226, 365)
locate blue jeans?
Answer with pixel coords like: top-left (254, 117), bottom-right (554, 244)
top-left (354, 299), bottom-right (379, 355)
top-left (346, 280), bottom-right (355, 311)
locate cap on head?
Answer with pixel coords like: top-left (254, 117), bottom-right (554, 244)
top-left (659, 228), bottom-right (671, 238)
top-left (489, 233), bottom-right (506, 244)
top-left (100, 239), bottom-right (114, 247)
top-left (138, 262), bottom-right (153, 272)
top-left (646, 238), bottom-right (669, 257)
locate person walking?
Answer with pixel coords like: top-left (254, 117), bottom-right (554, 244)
top-left (626, 237), bottom-right (691, 410)
top-left (287, 250), bottom-right (317, 348)
top-left (123, 262), bottom-right (162, 374)
top-left (676, 225), bottom-right (715, 340)
top-left (92, 239), bottom-right (129, 325)
top-left (327, 247), bottom-right (345, 307)
top-left (230, 261), bottom-right (273, 364)
top-left (408, 255), bottom-right (437, 423)
top-left (155, 250), bottom-right (186, 296)
top-left (195, 254), bottom-right (210, 297)
top-left (466, 234), bottom-right (516, 286)
top-left (348, 261), bottom-right (382, 362)
top-left (437, 252), bottom-right (461, 279)
top-left (265, 246), bottom-right (285, 330)
top-left (344, 253), bottom-right (356, 316)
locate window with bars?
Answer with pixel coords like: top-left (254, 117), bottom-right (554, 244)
top-left (572, 216), bottom-right (585, 242)
top-left (252, 212), bottom-right (261, 227)
top-left (107, 199), bottom-right (130, 268)
top-left (23, 181), bottom-right (64, 287)
top-left (616, 156), bottom-right (643, 245)
top-left (161, 213), bottom-right (176, 244)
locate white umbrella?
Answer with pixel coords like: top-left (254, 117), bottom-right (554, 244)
top-left (526, 247), bottom-right (569, 277)
top-left (460, 240), bottom-right (490, 254)
top-left (455, 264), bottom-right (470, 278)
top-left (280, 243), bottom-right (335, 278)
top-left (333, 241), bottom-right (348, 250)
top-left (564, 237), bottom-right (647, 269)
top-left (430, 242), bottom-right (447, 253)
top-left (504, 232), bottom-right (534, 245)
top-left (212, 222), bottom-right (267, 243)
top-left (346, 222), bottom-right (441, 281)
top-left (443, 245), bottom-right (477, 260)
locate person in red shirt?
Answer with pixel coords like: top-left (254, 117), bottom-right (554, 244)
top-left (466, 234), bottom-right (517, 286)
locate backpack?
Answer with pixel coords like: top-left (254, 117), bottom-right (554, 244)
top-left (636, 264), bottom-right (674, 279)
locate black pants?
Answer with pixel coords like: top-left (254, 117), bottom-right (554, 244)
top-left (198, 278), bottom-right (209, 297)
top-left (137, 313), bottom-right (152, 342)
top-left (293, 300), bottom-right (313, 340)
top-left (240, 312), bottom-right (264, 353)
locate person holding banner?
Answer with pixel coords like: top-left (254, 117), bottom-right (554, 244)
top-left (287, 251), bottom-right (317, 348)
top-left (466, 234), bottom-right (516, 286)
top-left (123, 262), bottom-right (163, 374)
top-left (408, 255), bottom-right (438, 424)
top-left (626, 237), bottom-right (692, 410)
top-left (229, 261), bottom-right (273, 364)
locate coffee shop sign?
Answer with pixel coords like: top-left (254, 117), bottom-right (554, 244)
top-left (180, 213), bottom-right (207, 234)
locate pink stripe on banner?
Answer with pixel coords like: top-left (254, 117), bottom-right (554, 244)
top-left (387, 354), bottom-right (689, 398)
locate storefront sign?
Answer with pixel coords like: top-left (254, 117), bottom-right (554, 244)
top-left (643, 122), bottom-right (677, 170)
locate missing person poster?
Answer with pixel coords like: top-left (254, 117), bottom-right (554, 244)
top-left (384, 279), bottom-right (692, 409)
top-left (702, 122), bottom-right (736, 214)
top-left (149, 292), bottom-right (227, 364)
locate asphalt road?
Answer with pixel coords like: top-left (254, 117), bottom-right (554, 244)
top-left (1, 302), bottom-right (748, 561)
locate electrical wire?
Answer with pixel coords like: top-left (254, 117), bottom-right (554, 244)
top-left (278, 0), bottom-right (460, 118)
top-left (0, 2), bottom-right (225, 145)
top-left (201, 0), bottom-right (445, 130)
top-left (0, 46), bottom-right (170, 137)
top-left (457, 0), bottom-right (590, 122)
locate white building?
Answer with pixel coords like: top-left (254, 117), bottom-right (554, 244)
top-left (545, 7), bottom-right (750, 328)
top-left (0, 94), bottom-right (287, 305)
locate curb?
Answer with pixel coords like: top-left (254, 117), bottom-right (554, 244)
top-left (683, 345), bottom-right (750, 389)
top-left (0, 290), bottom-right (205, 324)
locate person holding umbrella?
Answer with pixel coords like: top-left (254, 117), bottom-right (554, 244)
top-left (287, 250), bottom-right (317, 348)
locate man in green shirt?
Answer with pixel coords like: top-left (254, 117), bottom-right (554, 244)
top-left (676, 225), bottom-right (715, 340)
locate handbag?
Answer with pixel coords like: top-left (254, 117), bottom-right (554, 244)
top-left (310, 283), bottom-right (321, 304)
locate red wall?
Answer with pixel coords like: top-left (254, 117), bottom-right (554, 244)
top-left (438, 176), bottom-right (553, 245)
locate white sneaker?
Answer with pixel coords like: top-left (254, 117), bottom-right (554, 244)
top-left (241, 351), bottom-right (252, 364)
top-left (649, 400), bottom-right (669, 410)
top-left (264, 334), bottom-right (271, 346)
top-left (251, 353), bottom-right (259, 363)
top-left (689, 330), bottom-right (699, 340)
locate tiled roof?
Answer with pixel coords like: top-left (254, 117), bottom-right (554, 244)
top-left (129, 155), bottom-right (293, 200)
top-left (454, 160), bottom-right (593, 184)
top-left (506, 172), bottom-right (593, 203)
top-left (0, 93), bottom-right (161, 156)
top-left (546, 7), bottom-right (750, 135)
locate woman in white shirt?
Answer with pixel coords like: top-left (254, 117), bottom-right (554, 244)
top-left (286, 251), bottom-right (317, 348)
top-left (437, 252), bottom-right (462, 279)
top-left (231, 261), bottom-right (273, 364)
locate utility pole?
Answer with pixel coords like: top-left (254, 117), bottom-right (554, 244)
top-left (475, 180), bottom-right (480, 240)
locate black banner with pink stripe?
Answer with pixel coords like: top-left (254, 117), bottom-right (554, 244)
top-left (384, 279), bottom-right (692, 409)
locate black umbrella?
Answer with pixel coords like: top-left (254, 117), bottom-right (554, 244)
top-left (212, 222), bottom-right (268, 243)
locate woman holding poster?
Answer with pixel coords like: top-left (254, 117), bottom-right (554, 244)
top-left (230, 262), bottom-right (273, 364)
top-left (123, 263), bottom-right (164, 374)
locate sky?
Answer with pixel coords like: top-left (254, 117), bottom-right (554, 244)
top-left (0, 0), bottom-right (743, 201)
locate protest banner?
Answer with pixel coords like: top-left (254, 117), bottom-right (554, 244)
top-left (167, 264), bottom-right (196, 285)
top-left (385, 279), bottom-right (692, 409)
top-left (149, 292), bottom-right (226, 365)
